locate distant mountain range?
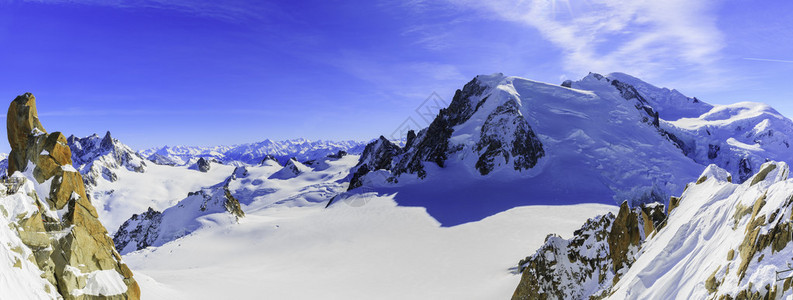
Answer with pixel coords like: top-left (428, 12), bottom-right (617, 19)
top-left (139, 139), bottom-right (368, 166)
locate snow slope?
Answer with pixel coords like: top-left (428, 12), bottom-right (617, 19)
top-left (90, 162), bottom-right (236, 231)
top-left (608, 162), bottom-right (793, 299)
top-left (0, 180), bottom-right (60, 300)
top-left (605, 72), bottom-right (713, 120)
top-left (108, 153), bottom-right (616, 299)
top-left (126, 199), bottom-right (616, 299)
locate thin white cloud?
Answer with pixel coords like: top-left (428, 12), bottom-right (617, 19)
top-left (744, 58), bottom-right (793, 64)
top-left (445, 0), bottom-right (725, 80)
top-left (19, 0), bottom-right (277, 22)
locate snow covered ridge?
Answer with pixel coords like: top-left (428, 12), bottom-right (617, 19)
top-left (513, 162), bottom-right (793, 299)
top-left (664, 101), bottom-right (793, 183)
top-left (113, 167), bottom-right (245, 254)
top-left (139, 138), bottom-right (368, 166)
top-left (346, 72), bottom-right (793, 211)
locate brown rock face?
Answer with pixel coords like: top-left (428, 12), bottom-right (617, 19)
top-left (609, 201), bottom-right (642, 283)
top-left (7, 93), bottom-right (46, 175)
top-left (6, 93), bottom-right (139, 299)
top-left (512, 202), bottom-right (666, 300)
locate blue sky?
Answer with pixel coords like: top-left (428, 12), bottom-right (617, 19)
top-left (0, 0), bottom-right (792, 153)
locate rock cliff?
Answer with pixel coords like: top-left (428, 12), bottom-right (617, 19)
top-left (511, 201), bottom-right (665, 300)
top-left (5, 93), bottom-right (139, 299)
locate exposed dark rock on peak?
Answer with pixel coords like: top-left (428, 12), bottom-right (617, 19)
top-left (389, 77), bottom-right (491, 178)
top-left (404, 130), bottom-right (417, 149)
top-left (197, 157), bottom-right (211, 172)
top-left (112, 207), bottom-right (163, 255)
top-left (708, 144), bottom-right (720, 160)
top-left (100, 130), bottom-right (114, 149)
top-left (739, 158), bottom-right (754, 183)
top-left (610, 79), bottom-right (660, 127)
top-left (475, 99), bottom-right (544, 175)
top-left (327, 150), bottom-right (347, 159)
top-left (348, 136), bottom-right (402, 190)
top-left (269, 157), bottom-right (308, 180)
top-left (346, 75), bottom-right (545, 189)
top-left (260, 154), bottom-right (280, 166)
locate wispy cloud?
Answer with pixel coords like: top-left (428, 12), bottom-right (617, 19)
top-left (18, 0), bottom-right (279, 22)
top-left (744, 58), bottom-right (793, 64)
top-left (326, 50), bottom-right (467, 92)
top-left (444, 0), bottom-right (725, 80)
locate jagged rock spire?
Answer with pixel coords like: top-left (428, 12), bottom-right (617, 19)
top-left (5, 93), bottom-right (140, 299)
top-left (7, 93), bottom-right (46, 175)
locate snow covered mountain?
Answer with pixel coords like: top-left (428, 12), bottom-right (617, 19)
top-left (140, 138), bottom-right (367, 166)
top-left (513, 161), bottom-right (793, 299)
top-left (341, 72), bottom-right (793, 225)
top-left (67, 131), bottom-right (148, 190)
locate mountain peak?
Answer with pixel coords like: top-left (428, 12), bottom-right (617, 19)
top-left (100, 130), bottom-right (113, 149)
top-left (4, 93), bottom-right (140, 299)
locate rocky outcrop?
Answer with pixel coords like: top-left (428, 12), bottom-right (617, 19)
top-left (348, 136), bottom-right (402, 190)
top-left (513, 214), bottom-right (615, 300)
top-left (512, 201), bottom-right (665, 300)
top-left (390, 77), bottom-right (496, 178)
top-left (609, 78), bottom-right (660, 128)
top-left (475, 99), bottom-right (544, 175)
top-left (608, 201), bottom-right (665, 284)
top-left (5, 93), bottom-right (139, 299)
top-left (327, 150), bottom-right (347, 159)
top-left (110, 208), bottom-right (162, 257)
top-left (196, 157), bottom-right (210, 172)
